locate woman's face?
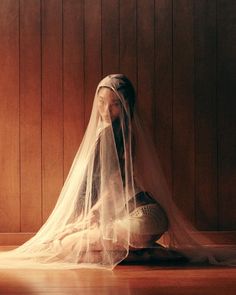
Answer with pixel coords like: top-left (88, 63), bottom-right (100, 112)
top-left (97, 87), bottom-right (122, 123)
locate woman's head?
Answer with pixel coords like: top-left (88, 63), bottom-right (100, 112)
top-left (97, 87), bottom-right (122, 123)
top-left (97, 74), bottom-right (136, 123)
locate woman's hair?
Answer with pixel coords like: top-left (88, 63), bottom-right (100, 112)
top-left (98, 74), bottom-right (136, 118)
top-left (115, 75), bottom-right (136, 118)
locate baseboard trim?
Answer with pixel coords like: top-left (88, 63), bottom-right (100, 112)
top-left (0, 233), bottom-right (35, 245)
top-left (0, 231), bottom-right (236, 246)
top-left (191, 231), bottom-right (236, 245)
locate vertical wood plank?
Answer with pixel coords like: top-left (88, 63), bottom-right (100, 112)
top-left (119, 0), bottom-right (137, 89)
top-left (84, 0), bottom-right (102, 126)
top-left (42, 0), bottom-right (63, 222)
top-left (194, 1), bottom-right (218, 230)
top-left (172, 0), bottom-right (195, 223)
top-left (20, 0), bottom-right (42, 232)
top-left (218, 0), bottom-right (236, 230)
top-left (102, 0), bottom-right (119, 76)
top-left (154, 0), bottom-right (173, 188)
top-left (137, 0), bottom-right (155, 133)
top-left (0, 0), bottom-right (20, 232)
top-left (63, 0), bottom-right (84, 177)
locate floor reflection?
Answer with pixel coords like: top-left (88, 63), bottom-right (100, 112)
top-left (0, 268), bottom-right (132, 295)
top-left (0, 265), bottom-right (235, 295)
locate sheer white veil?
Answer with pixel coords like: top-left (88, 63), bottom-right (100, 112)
top-left (0, 74), bottom-right (235, 269)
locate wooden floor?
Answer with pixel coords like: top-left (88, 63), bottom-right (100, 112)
top-left (0, 264), bottom-right (236, 294)
top-left (0, 247), bottom-right (236, 294)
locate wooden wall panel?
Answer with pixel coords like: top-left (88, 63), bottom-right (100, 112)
top-left (20, 0), bottom-right (42, 231)
top-left (194, 1), bottom-right (218, 230)
top-left (154, 0), bottom-right (173, 188)
top-left (172, 0), bottom-right (195, 223)
top-left (218, 0), bottom-right (236, 230)
top-left (0, 0), bottom-right (20, 232)
top-left (0, 0), bottom-right (235, 239)
top-left (102, 0), bottom-right (119, 75)
top-left (42, 0), bottom-right (63, 222)
top-left (63, 0), bottom-right (84, 177)
top-left (84, 0), bottom-right (102, 125)
top-left (137, 0), bottom-right (155, 133)
top-left (120, 0), bottom-right (137, 89)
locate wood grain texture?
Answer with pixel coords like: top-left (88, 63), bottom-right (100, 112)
top-left (137, 0), bottom-right (155, 133)
top-left (172, 0), bottom-right (195, 223)
top-left (194, 1), bottom-right (218, 230)
top-left (102, 0), bottom-right (119, 76)
top-left (0, 263), bottom-right (235, 295)
top-left (42, 0), bottom-right (63, 222)
top-left (119, 0), bottom-right (137, 89)
top-left (20, 0), bottom-right (42, 232)
top-left (154, 0), bottom-right (173, 189)
top-left (217, 0), bottom-right (236, 230)
top-left (0, 0), bottom-right (20, 232)
top-left (63, 0), bottom-right (85, 177)
top-left (84, 0), bottom-right (102, 126)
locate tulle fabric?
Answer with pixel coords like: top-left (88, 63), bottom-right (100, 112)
top-left (0, 74), bottom-right (235, 270)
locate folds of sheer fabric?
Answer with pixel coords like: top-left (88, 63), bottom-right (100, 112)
top-left (0, 74), bottom-right (235, 269)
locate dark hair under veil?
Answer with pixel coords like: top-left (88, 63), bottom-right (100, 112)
top-left (0, 74), bottom-right (235, 269)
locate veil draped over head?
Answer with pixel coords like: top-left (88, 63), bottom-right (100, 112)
top-left (0, 74), bottom-right (236, 270)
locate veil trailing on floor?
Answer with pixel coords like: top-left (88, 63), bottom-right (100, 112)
top-left (0, 74), bottom-right (235, 269)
